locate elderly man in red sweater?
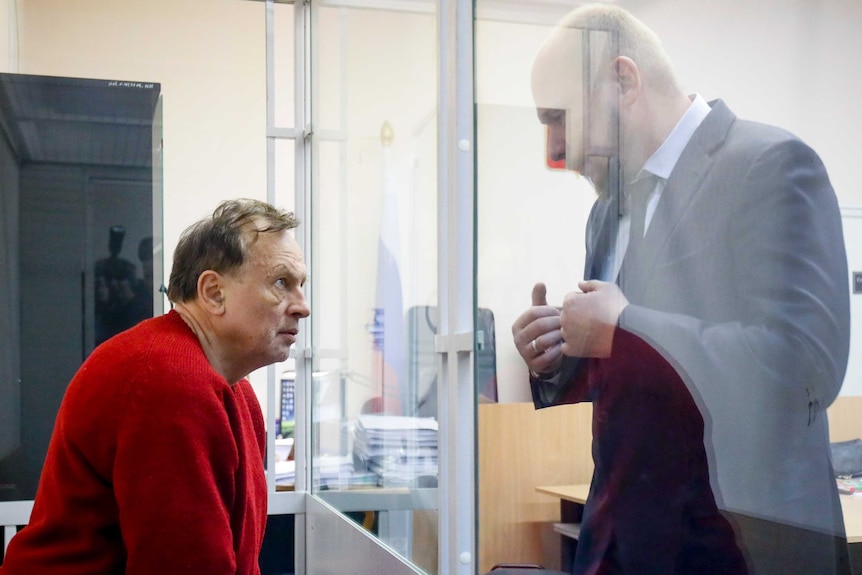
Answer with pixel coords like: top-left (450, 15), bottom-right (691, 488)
top-left (1, 198), bottom-right (309, 575)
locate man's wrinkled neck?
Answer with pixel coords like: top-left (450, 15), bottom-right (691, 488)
top-left (173, 301), bottom-right (242, 386)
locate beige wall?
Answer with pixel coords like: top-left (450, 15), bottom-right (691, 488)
top-left (0, 0), bottom-right (15, 72)
top-left (16, 0), bottom-right (268, 269)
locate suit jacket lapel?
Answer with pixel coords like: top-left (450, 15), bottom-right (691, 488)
top-left (585, 195), bottom-right (622, 281)
top-left (621, 100), bottom-right (736, 302)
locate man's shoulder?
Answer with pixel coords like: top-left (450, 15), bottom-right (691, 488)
top-left (92, 312), bottom-right (189, 358)
top-left (706, 100), bottom-right (806, 152)
top-left (728, 116), bottom-right (801, 147)
top-left (81, 312), bottom-right (211, 387)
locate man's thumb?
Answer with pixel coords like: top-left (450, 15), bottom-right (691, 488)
top-left (531, 282), bottom-right (548, 307)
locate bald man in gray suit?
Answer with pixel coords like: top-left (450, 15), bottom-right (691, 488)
top-left (512, 5), bottom-right (850, 574)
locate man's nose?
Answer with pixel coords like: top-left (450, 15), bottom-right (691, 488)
top-left (547, 125), bottom-right (566, 162)
top-left (291, 291), bottom-right (311, 318)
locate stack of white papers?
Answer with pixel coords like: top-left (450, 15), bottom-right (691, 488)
top-left (353, 414), bottom-right (439, 488)
top-left (274, 459), bottom-right (296, 486)
top-left (274, 455), bottom-right (378, 490)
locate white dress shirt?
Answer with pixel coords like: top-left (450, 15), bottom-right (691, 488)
top-left (606, 94), bottom-right (712, 281)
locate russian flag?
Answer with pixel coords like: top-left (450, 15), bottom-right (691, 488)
top-left (367, 121), bottom-right (406, 415)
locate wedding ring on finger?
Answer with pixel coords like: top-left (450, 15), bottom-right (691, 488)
top-left (531, 339), bottom-right (539, 354)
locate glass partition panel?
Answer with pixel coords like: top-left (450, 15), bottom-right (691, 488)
top-left (476, 2), bottom-right (860, 575)
top-left (273, 137), bottom-right (297, 223)
top-left (271, 1), bottom-right (295, 130)
top-left (310, 3), bottom-right (439, 573)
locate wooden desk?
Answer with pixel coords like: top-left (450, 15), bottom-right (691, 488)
top-left (535, 485), bottom-right (590, 573)
top-left (841, 491), bottom-right (862, 544)
top-left (536, 485), bottom-right (589, 506)
top-left (537, 484), bottom-right (862, 572)
top-left (478, 403), bottom-right (594, 573)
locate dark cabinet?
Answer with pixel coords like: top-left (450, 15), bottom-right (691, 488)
top-left (0, 73), bottom-right (162, 501)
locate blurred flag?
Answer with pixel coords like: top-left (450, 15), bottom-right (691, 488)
top-left (367, 121), bottom-right (406, 414)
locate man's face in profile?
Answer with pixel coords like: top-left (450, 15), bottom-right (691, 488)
top-left (219, 228), bottom-right (309, 372)
top-left (531, 30), bottom-right (618, 199)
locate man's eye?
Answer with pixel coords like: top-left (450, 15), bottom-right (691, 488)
top-left (275, 278), bottom-right (287, 288)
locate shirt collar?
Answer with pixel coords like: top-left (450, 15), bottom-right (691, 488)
top-left (640, 94), bottom-right (710, 180)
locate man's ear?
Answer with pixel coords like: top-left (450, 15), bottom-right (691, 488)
top-left (614, 56), bottom-right (640, 99)
top-left (197, 270), bottom-right (226, 315)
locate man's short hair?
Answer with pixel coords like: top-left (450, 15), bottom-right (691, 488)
top-left (554, 3), bottom-right (681, 97)
top-left (166, 198), bottom-right (299, 303)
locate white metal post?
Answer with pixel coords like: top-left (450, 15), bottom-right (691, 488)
top-left (437, 0), bottom-right (476, 572)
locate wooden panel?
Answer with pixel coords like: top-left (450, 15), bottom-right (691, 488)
top-left (829, 396), bottom-right (862, 442)
top-left (411, 509), bottom-right (437, 574)
top-left (478, 402), bottom-right (593, 573)
top-left (477, 396), bottom-right (860, 574)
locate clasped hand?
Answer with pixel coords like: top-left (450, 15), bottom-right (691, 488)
top-left (512, 280), bottom-right (629, 374)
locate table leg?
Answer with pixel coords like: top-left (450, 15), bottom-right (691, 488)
top-left (559, 499), bottom-right (583, 574)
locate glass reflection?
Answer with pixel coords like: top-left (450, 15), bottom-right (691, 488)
top-left (478, 3), bottom-right (854, 575)
top-left (94, 227), bottom-right (154, 345)
top-left (309, 4), bottom-right (439, 572)
top-left (0, 73), bottom-right (160, 502)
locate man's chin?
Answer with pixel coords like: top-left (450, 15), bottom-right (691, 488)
top-left (583, 156), bottom-right (615, 200)
top-left (268, 347), bottom-right (292, 365)
top-left (581, 171), bottom-right (607, 200)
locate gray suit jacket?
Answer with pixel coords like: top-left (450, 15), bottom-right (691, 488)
top-left (613, 99), bottom-right (849, 530)
top-left (537, 99), bottom-right (851, 573)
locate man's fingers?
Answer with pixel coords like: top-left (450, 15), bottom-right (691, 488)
top-left (530, 342), bottom-right (563, 372)
top-left (532, 282), bottom-right (548, 307)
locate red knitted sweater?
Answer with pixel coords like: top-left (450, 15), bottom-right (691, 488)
top-left (1, 311), bottom-right (267, 574)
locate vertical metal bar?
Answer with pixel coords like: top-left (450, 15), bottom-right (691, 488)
top-left (264, 0), bottom-right (278, 499)
top-left (306, 0), bottom-right (318, 395)
top-left (581, 28), bottom-right (591, 182)
top-left (436, 0), bottom-right (453, 563)
top-left (437, 0), bottom-right (475, 572)
top-left (337, 7), bottom-right (350, 441)
top-left (294, 0), bottom-right (312, 571)
top-left (290, 0), bottom-right (313, 497)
